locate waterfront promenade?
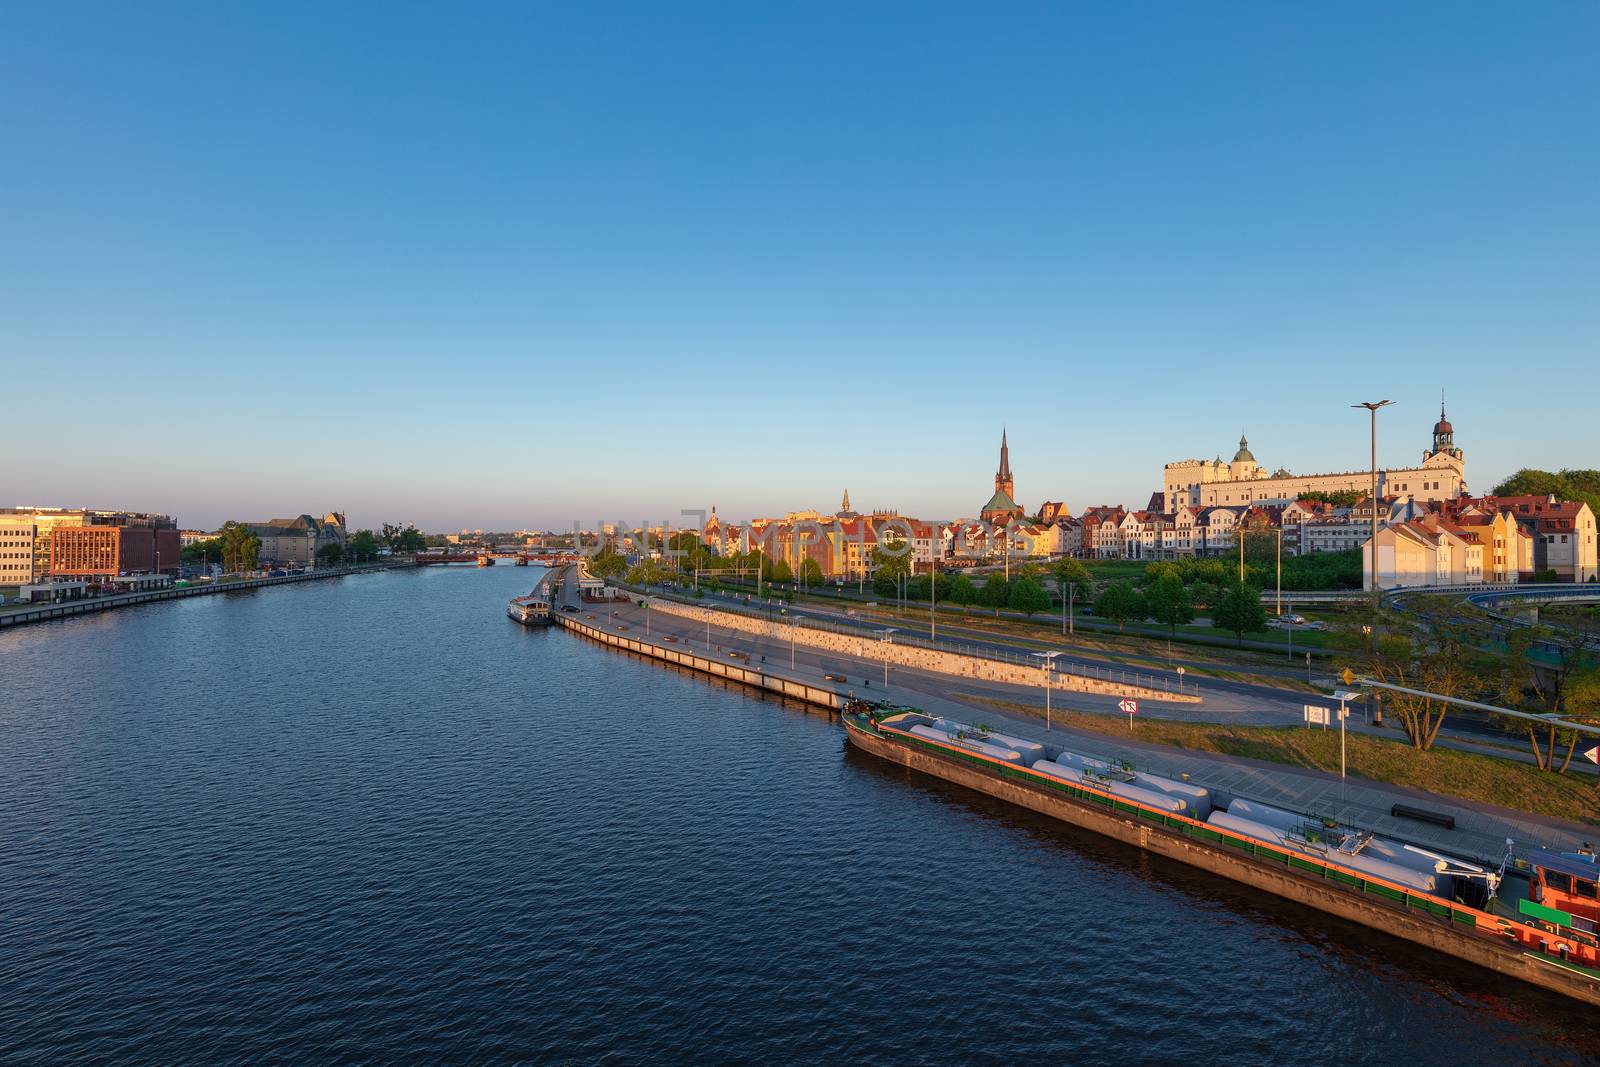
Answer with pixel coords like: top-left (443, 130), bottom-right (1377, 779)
top-left (0, 560), bottom-right (416, 628)
top-left (550, 572), bottom-right (1596, 866)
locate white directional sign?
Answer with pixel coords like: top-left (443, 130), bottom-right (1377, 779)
top-left (1119, 699), bottom-right (1139, 715)
top-left (1304, 705), bottom-right (1331, 727)
top-left (1585, 746), bottom-right (1599, 767)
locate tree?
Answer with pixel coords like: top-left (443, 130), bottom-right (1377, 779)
top-left (626, 558), bottom-right (666, 585)
top-left (1494, 468), bottom-right (1600, 515)
top-left (1346, 599), bottom-right (1473, 751)
top-left (1008, 576), bottom-right (1050, 615)
top-left (181, 536), bottom-right (224, 564)
top-left (1211, 581), bottom-right (1267, 647)
top-left (1143, 561), bottom-right (1180, 584)
top-left (873, 539), bottom-right (912, 582)
top-left (772, 559), bottom-right (793, 583)
top-left (978, 575), bottom-right (1010, 615)
top-left (1557, 669), bottom-right (1600, 774)
top-left (948, 573), bottom-right (978, 606)
top-left (801, 557), bottom-right (824, 588)
top-left (1145, 575), bottom-right (1194, 636)
top-left (589, 548), bottom-right (628, 579)
top-left (1051, 558), bottom-right (1092, 600)
top-left (1094, 580), bottom-right (1146, 631)
top-left (216, 521), bottom-right (262, 573)
top-left (316, 542), bottom-right (345, 566)
top-left (347, 529), bottom-right (380, 563)
top-left (395, 526), bottom-right (425, 553)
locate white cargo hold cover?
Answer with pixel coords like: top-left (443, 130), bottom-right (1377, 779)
top-left (1227, 799), bottom-right (1305, 834)
top-left (1133, 772), bottom-right (1212, 819)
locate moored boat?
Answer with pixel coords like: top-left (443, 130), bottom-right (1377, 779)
top-left (841, 700), bottom-right (1600, 1006)
top-left (507, 592), bottom-right (552, 625)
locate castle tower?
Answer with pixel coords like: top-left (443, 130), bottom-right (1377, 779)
top-left (1229, 435), bottom-right (1258, 480)
top-left (1429, 396), bottom-right (1463, 463)
top-left (1432, 401), bottom-right (1454, 453)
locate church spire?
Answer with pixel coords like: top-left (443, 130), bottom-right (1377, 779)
top-left (840, 488), bottom-right (851, 514)
top-left (994, 428), bottom-right (1015, 502)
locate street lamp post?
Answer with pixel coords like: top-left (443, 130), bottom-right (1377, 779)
top-left (1032, 651), bottom-right (1062, 731)
top-left (1352, 400), bottom-right (1394, 609)
top-left (876, 628), bottom-right (897, 687)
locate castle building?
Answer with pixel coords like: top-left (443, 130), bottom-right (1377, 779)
top-left (980, 429), bottom-right (1025, 525)
top-left (1160, 406), bottom-right (1467, 511)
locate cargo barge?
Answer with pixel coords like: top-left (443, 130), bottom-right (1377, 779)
top-left (842, 700), bottom-right (1600, 1006)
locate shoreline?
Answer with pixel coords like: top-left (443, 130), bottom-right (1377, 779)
top-left (0, 561), bottom-right (417, 629)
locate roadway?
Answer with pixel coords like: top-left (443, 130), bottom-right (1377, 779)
top-left (542, 567), bottom-right (1596, 863)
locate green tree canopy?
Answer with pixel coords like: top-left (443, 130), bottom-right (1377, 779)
top-left (589, 548), bottom-right (628, 579)
top-left (218, 521), bottom-right (261, 573)
top-left (1212, 581), bottom-right (1268, 647)
top-left (1008, 576), bottom-right (1051, 615)
top-left (978, 574), bottom-right (1010, 615)
top-left (1094, 580), bottom-right (1146, 631)
top-left (873, 539), bottom-right (912, 583)
top-left (347, 529), bottom-right (381, 562)
top-left (948, 573), bottom-right (979, 606)
top-left (801, 557), bottom-right (824, 587)
top-left (315, 542), bottom-right (345, 566)
top-left (1494, 468), bottom-right (1600, 515)
top-left (181, 536), bottom-right (224, 564)
top-left (772, 558), bottom-right (793, 583)
top-left (1144, 574), bottom-right (1194, 635)
top-left (1051, 557), bottom-right (1093, 595)
top-left (1143, 561), bottom-right (1180, 584)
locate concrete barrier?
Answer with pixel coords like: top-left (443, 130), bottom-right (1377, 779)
top-left (632, 596), bottom-right (1199, 704)
top-left (555, 613), bottom-right (843, 709)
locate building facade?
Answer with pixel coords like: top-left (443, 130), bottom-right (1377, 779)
top-left (0, 521), bottom-right (40, 586)
top-left (1161, 407), bottom-right (1467, 511)
top-left (245, 512), bottom-right (348, 566)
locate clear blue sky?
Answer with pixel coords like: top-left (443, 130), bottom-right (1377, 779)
top-left (4, 3), bottom-right (1595, 532)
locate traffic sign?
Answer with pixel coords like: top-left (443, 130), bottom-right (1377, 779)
top-left (1585, 746), bottom-right (1599, 766)
top-left (1119, 699), bottom-right (1139, 715)
top-left (1304, 705), bottom-right (1330, 727)
top-left (1341, 667), bottom-right (1356, 686)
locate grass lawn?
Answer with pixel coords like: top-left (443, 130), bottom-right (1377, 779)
top-left (980, 699), bottom-right (1600, 827)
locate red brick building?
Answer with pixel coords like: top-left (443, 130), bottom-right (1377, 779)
top-left (50, 524), bottom-right (181, 580)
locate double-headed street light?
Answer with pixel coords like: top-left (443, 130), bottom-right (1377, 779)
top-left (1031, 650), bottom-right (1063, 731)
top-left (875, 627), bottom-right (898, 687)
top-left (1352, 400), bottom-right (1393, 608)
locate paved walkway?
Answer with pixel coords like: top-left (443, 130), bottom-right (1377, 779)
top-left (559, 580), bottom-right (1597, 867)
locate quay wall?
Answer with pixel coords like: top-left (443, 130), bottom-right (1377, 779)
top-left (0, 562), bottom-right (416, 629)
top-left (853, 726), bottom-right (1600, 1007)
top-left (631, 595), bottom-right (1200, 704)
top-left (554, 612), bottom-right (843, 709)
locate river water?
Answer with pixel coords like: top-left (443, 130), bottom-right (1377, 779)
top-left (2, 566), bottom-right (1596, 1064)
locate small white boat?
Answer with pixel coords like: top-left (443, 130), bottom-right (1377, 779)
top-left (507, 592), bottom-right (552, 625)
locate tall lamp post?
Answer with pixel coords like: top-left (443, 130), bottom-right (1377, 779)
top-left (1352, 400), bottom-right (1393, 610)
top-left (1032, 651), bottom-right (1062, 731)
top-left (875, 627), bottom-right (897, 688)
